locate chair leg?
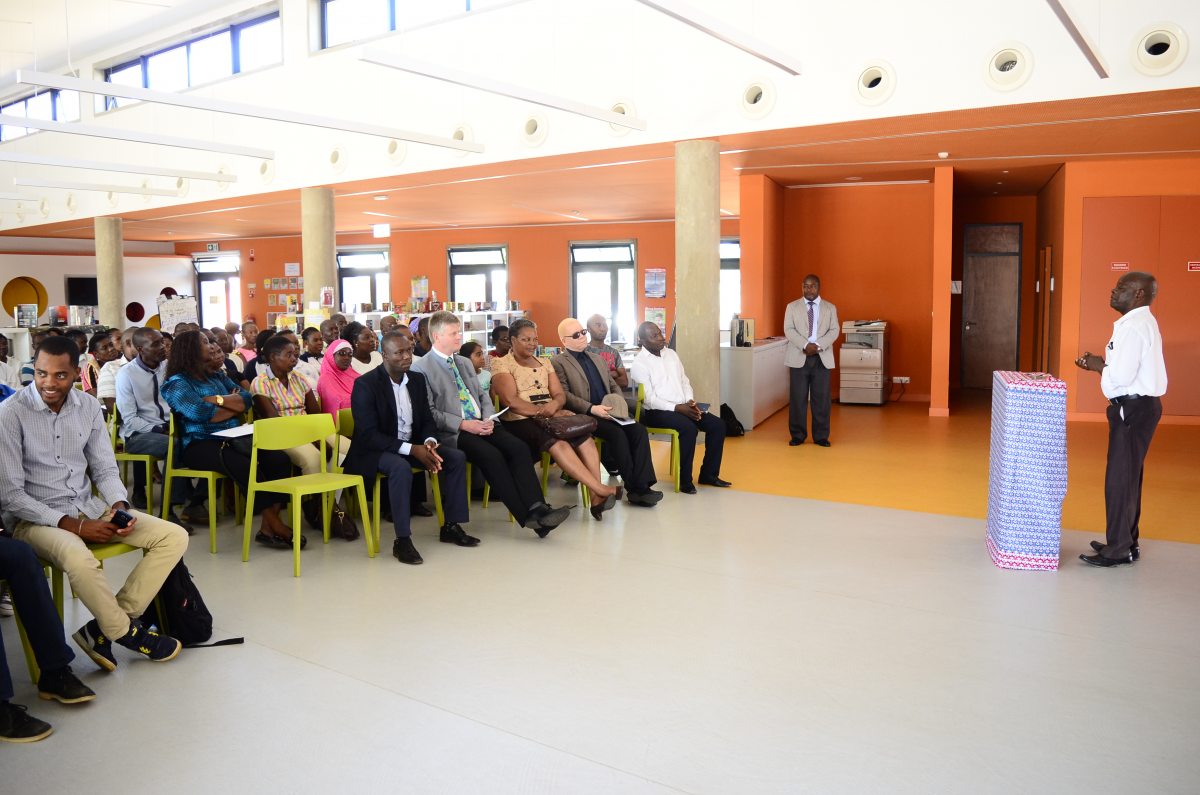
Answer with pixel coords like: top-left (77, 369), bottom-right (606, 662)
top-left (208, 477), bottom-right (219, 554)
top-left (356, 483), bottom-right (375, 558)
top-left (540, 452), bottom-right (551, 498)
top-left (322, 492), bottom-right (331, 544)
top-left (14, 606), bottom-right (40, 684)
top-left (161, 473), bottom-right (173, 520)
top-left (291, 497), bottom-right (303, 578)
top-left (672, 436), bottom-right (681, 492)
top-left (431, 471), bottom-right (445, 527)
top-left (51, 569), bottom-right (64, 621)
top-left (242, 487), bottom-right (257, 562)
top-left (483, 483), bottom-right (491, 509)
top-left (372, 476), bottom-right (384, 552)
top-left (145, 460), bottom-right (155, 516)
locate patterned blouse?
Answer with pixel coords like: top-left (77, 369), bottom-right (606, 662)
top-left (489, 353), bottom-right (553, 423)
top-left (161, 371), bottom-right (252, 449)
top-left (250, 369), bottom-right (310, 417)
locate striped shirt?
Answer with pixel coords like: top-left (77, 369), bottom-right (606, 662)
top-left (161, 371), bottom-right (252, 449)
top-left (97, 356), bottom-right (130, 400)
top-left (251, 369), bottom-right (310, 417)
top-left (0, 385), bottom-right (127, 529)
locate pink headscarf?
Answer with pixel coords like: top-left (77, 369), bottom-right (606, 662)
top-left (317, 339), bottom-right (359, 416)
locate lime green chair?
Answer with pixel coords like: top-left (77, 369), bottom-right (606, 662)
top-left (110, 407), bottom-right (159, 516)
top-left (242, 414), bottom-right (373, 577)
top-left (336, 409), bottom-right (445, 550)
top-left (635, 383), bottom-right (681, 493)
top-left (162, 414), bottom-right (232, 554)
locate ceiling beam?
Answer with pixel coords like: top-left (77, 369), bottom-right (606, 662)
top-left (1043, 0), bottom-right (1110, 78)
top-left (13, 177), bottom-right (183, 197)
top-left (0, 114), bottom-right (275, 159)
top-left (0, 151), bottom-right (235, 182)
top-left (632, 0), bottom-right (802, 75)
top-left (15, 69), bottom-right (485, 154)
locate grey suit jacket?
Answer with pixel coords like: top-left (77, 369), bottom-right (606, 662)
top-left (784, 297), bottom-right (839, 369)
top-left (551, 350), bottom-right (620, 414)
top-left (410, 351), bottom-right (496, 447)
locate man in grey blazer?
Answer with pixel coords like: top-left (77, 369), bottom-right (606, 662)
top-left (551, 318), bottom-right (662, 507)
top-left (411, 311), bottom-right (570, 536)
top-left (784, 274), bottom-right (840, 446)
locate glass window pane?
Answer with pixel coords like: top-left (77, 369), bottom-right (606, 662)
top-left (719, 241), bottom-right (741, 259)
top-left (342, 275), bottom-right (372, 309)
top-left (574, 271), bottom-right (612, 335)
top-left (106, 62), bottom-right (143, 109)
top-left (453, 273), bottom-right (487, 305)
top-left (374, 272), bottom-right (390, 306)
top-left (200, 278), bottom-right (229, 329)
top-left (448, 248), bottom-right (505, 266)
top-left (572, 245), bottom-right (633, 263)
top-left (1, 101), bottom-right (26, 140)
top-left (338, 251), bottom-right (388, 269)
top-left (25, 93), bottom-right (53, 121)
top-left (615, 267), bottom-right (635, 345)
top-left (228, 276), bottom-right (242, 324)
top-left (238, 16), bottom-right (282, 72)
top-left (719, 269), bottom-right (741, 331)
top-left (490, 268), bottom-right (507, 306)
top-left (147, 46), bottom-right (188, 92)
top-left (55, 90), bottom-right (80, 121)
top-left (190, 31), bottom-right (233, 85)
top-left (324, 0), bottom-right (391, 48)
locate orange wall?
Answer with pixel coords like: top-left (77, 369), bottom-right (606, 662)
top-left (783, 182), bottom-right (936, 401)
top-left (179, 218), bottom-right (740, 339)
top-left (739, 174), bottom-right (785, 337)
top-left (1037, 166), bottom-right (1066, 378)
top-left (951, 194), bottom-right (1039, 384)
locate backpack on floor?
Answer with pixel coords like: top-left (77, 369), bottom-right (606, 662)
top-left (719, 403), bottom-right (746, 437)
top-left (140, 561), bottom-right (243, 649)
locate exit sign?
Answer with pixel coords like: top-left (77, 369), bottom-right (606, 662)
top-left (206, 242), bottom-right (219, 252)
top-left (1188, 261), bottom-right (1200, 272)
top-left (1110, 261), bottom-right (1129, 271)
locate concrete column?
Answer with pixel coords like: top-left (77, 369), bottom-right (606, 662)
top-left (301, 187), bottom-right (337, 310)
top-left (94, 217), bottom-right (124, 328)
top-left (674, 139), bottom-right (721, 407)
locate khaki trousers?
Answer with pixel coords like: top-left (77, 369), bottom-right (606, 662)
top-left (13, 511), bottom-right (188, 640)
top-left (284, 434), bottom-right (350, 475)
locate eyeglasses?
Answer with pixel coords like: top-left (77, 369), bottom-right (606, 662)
top-left (566, 330), bottom-right (587, 340)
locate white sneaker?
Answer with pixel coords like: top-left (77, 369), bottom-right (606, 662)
top-left (0, 585), bottom-right (13, 617)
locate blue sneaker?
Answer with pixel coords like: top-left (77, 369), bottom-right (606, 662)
top-left (72, 620), bottom-right (117, 672)
top-left (115, 620), bottom-right (182, 662)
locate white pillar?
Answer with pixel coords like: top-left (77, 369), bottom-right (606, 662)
top-left (94, 217), bottom-right (124, 328)
top-left (301, 187), bottom-right (336, 309)
top-left (674, 139), bottom-right (721, 407)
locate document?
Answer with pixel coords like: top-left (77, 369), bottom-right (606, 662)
top-left (211, 424), bottom-right (254, 438)
top-left (609, 416), bottom-right (636, 426)
top-left (486, 408), bottom-right (509, 421)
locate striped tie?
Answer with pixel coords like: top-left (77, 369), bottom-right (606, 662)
top-left (807, 301), bottom-right (815, 338)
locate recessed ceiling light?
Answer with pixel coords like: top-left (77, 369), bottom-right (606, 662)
top-left (845, 176), bottom-right (863, 181)
top-left (373, 195), bottom-right (388, 201)
top-left (1002, 170), bottom-right (1009, 174)
top-left (993, 191), bottom-right (999, 195)
top-left (997, 181), bottom-right (1003, 185)
top-left (938, 152), bottom-right (949, 159)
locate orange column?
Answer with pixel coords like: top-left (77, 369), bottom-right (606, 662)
top-left (929, 166), bottom-right (954, 417)
top-left (739, 174), bottom-right (785, 336)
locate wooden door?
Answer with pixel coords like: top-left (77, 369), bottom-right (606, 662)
top-left (961, 224), bottom-right (1021, 389)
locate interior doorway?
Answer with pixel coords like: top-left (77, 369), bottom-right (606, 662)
top-left (961, 224), bottom-right (1021, 389)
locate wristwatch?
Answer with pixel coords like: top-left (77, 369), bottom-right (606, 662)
top-left (215, 394), bottom-right (225, 407)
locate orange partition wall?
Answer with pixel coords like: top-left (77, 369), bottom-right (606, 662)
top-left (738, 174), bottom-right (785, 337)
top-left (176, 236), bottom-right (302, 327)
top-left (782, 181), bottom-right (937, 402)
top-left (1037, 166), bottom-right (1066, 378)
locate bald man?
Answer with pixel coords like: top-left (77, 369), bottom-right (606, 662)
top-left (552, 318), bottom-right (661, 506)
top-left (1075, 271), bottom-right (1167, 567)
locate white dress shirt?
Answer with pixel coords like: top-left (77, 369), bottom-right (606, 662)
top-left (0, 358), bottom-right (20, 389)
top-left (389, 373), bottom-right (436, 454)
top-left (805, 296), bottom-right (823, 345)
top-left (1100, 305), bottom-right (1167, 399)
top-left (630, 348), bottom-right (693, 412)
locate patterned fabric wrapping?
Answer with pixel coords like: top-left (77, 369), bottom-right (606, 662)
top-left (986, 371), bottom-right (1067, 571)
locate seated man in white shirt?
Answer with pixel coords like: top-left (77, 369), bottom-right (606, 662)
top-left (97, 327), bottom-right (137, 415)
top-left (0, 334), bottom-right (20, 389)
top-left (630, 321), bottom-right (730, 495)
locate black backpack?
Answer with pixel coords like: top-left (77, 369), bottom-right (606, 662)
top-left (720, 403), bottom-right (746, 437)
top-left (140, 561), bottom-right (243, 649)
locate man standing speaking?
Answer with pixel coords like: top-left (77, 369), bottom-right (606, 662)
top-left (784, 274), bottom-right (839, 447)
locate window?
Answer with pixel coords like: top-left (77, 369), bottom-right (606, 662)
top-left (719, 239), bottom-right (741, 332)
top-left (194, 254), bottom-right (242, 330)
top-left (0, 89), bottom-right (81, 140)
top-left (569, 242), bottom-right (636, 345)
top-left (101, 11), bottom-right (281, 110)
top-left (320, 0), bottom-right (496, 48)
top-left (337, 249), bottom-right (390, 311)
top-left (448, 246), bottom-right (508, 306)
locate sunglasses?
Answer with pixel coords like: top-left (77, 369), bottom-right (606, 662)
top-left (566, 330), bottom-right (588, 340)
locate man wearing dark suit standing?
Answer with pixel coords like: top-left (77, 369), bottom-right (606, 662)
top-left (411, 311), bottom-right (570, 537)
top-left (342, 331), bottom-right (475, 565)
top-left (552, 317), bottom-right (662, 507)
top-left (1074, 271), bottom-right (1167, 568)
top-left (784, 274), bottom-right (840, 447)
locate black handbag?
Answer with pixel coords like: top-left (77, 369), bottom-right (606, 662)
top-left (534, 413), bottom-right (597, 441)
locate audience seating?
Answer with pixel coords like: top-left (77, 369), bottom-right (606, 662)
top-left (635, 383), bottom-right (681, 493)
top-left (109, 408), bottom-right (159, 516)
top-left (162, 414), bottom-right (235, 553)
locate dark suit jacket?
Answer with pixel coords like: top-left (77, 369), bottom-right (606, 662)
top-left (342, 366), bottom-right (437, 479)
top-left (551, 350), bottom-right (621, 415)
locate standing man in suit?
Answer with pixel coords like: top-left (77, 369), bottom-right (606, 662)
top-left (552, 318), bottom-right (662, 507)
top-left (784, 274), bottom-right (840, 447)
top-left (342, 331), bottom-right (475, 566)
top-left (1075, 271), bottom-right (1167, 568)
top-left (412, 311), bottom-right (570, 537)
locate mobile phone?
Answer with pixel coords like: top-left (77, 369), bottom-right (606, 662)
top-left (696, 402), bottom-right (711, 413)
top-left (112, 510), bottom-right (134, 529)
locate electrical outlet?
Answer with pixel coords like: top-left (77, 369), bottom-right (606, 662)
top-left (893, 376), bottom-right (910, 384)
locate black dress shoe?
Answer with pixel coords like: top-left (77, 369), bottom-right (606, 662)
top-left (411, 503), bottom-right (434, 518)
top-left (1079, 552), bottom-right (1133, 567)
top-left (788, 438), bottom-right (804, 446)
top-left (627, 490), bottom-right (663, 507)
top-left (698, 476), bottom-right (732, 488)
top-left (1090, 540), bottom-right (1139, 561)
top-left (439, 523), bottom-right (480, 547)
top-left (255, 531), bottom-right (290, 550)
top-left (680, 484), bottom-right (697, 495)
top-left (814, 440), bottom-right (831, 447)
top-left (393, 537), bottom-right (424, 564)
top-left (527, 503), bottom-right (571, 538)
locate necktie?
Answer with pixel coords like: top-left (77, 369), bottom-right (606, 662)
top-left (807, 301), bottom-right (815, 336)
top-left (447, 356), bottom-right (479, 420)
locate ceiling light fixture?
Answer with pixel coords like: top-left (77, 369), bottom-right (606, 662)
top-left (13, 177), bottom-right (182, 197)
top-left (360, 49), bottom-right (648, 131)
top-left (632, 0), bottom-right (801, 75)
top-left (14, 69), bottom-right (483, 154)
top-left (0, 114), bottom-right (274, 159)
top-left (0, 151), bottom-right (235, 182)
top-left (373, 195), bottom-right (388, 201)
top-left (1043, 0), bottom-right (1110, 78)
top-left (372, 223), bottom-right (391, 238)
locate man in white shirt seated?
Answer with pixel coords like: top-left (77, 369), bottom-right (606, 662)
top-left (630, 321), bottom-right (730, 495)
top-left (97, 327), bottom-right (137, 415)
top-left (0, 334), bottom-right (20, 389)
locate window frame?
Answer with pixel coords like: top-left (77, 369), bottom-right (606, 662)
top-left (447, 245), bottom-right (508, 305)
top-left (568, 241), bottom-right (637, 345)
top-left (0, 89), bottom-right (80, 140)
top-left (320, 0), bottom-right (398, 49)
top-left (192, 253), bottom-right (242, 329)
top-left (336, 246), bottom-right (391, 310)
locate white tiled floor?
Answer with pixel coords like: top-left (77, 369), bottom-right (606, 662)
top-left (4, 484), bottom-right (1199, 793)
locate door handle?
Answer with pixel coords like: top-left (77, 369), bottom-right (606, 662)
top-left (964, 322), bottom-right (974, 331)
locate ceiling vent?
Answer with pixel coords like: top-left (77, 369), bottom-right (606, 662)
top-left (985, 43), bottom-right (1033, 91)
top-left (609, 101), bottom-right (636, 135)
top-left (451, 124), bottom-right (474, 158)
top-left (522, 114), bottom-right (548, 147)
top-left (856, 62), bottom-right (895, 105)
top-left (1133, 24), bottom-right (1188, 76)
top-left (741, 79), bottom-right (776, 118)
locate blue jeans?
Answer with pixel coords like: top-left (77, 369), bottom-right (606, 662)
top-left (0, 536), bottom-right (74, 697)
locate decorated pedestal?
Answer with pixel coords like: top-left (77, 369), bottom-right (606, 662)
top-left (986, 371), bottom-right (1067, 570)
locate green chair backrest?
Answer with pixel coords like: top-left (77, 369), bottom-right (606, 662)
top-left (252, 413), bottom-right (335, 453)
top-left (336, 408), bottom-right (354, 438)
top-left (635, 383), bottom-right (644, 422)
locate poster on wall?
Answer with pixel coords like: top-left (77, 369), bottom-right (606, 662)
top-left (157, 295), bottom-right (198, 329)
top-left (284, 262), bottom-right (300, 277)
top-left (644, 307), bottom-right (666, 333)
top-left (411, 276), bottom-right (429, 299)
top-left (15, 304), bottom-right (38, 327)
top-left (644, 269), bottom-right (666, 298)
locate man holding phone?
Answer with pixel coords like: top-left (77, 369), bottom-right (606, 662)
top-left (0, 336), bottom-right (187, 672)
top-left (630, 321), bottom-right (730, 494)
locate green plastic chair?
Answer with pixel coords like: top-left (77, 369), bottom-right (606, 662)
top-left (336, 409), bottom-right (445, 550)
top-left (242, 414), bottom-right (373, 577)
top-left (110, 408), bottom-right (158, 516)
top-left (162, 414), bottom-right (233, 554)
top-left (635, 383), bottom-right (681, 493)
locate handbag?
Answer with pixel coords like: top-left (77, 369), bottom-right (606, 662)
top-left (534, 412), bottom-right (597, 441)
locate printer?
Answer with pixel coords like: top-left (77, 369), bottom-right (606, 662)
top-left (839, 320), bottom-right (888, 405)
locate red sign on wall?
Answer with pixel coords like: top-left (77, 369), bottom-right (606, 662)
top-left (1188, 261), bottom-right (1200, 272)
top-left (1111, 262), bottom-right (1129, 271)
